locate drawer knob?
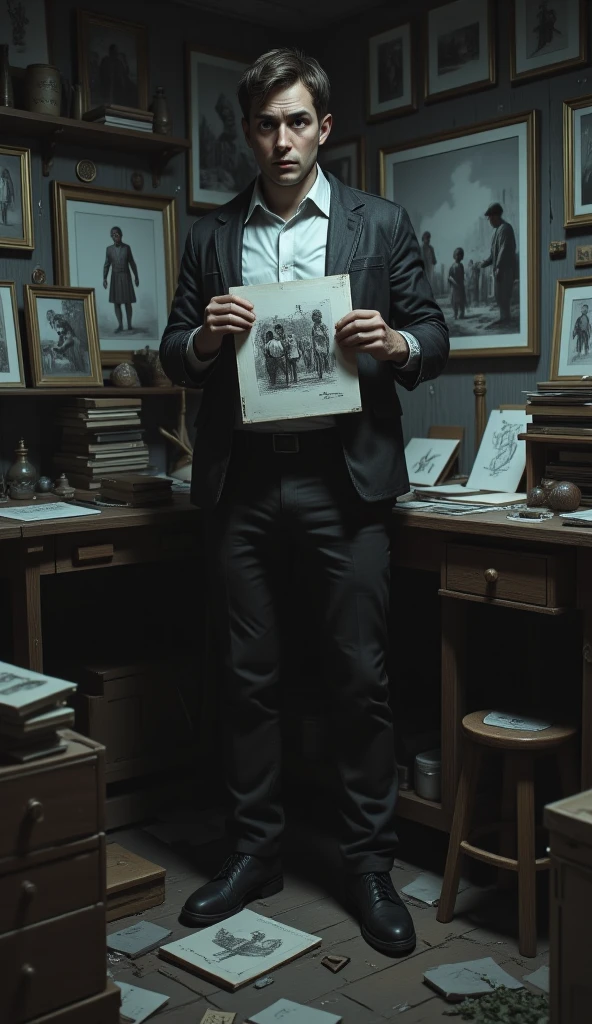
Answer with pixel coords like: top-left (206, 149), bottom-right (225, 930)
top-left (21, 963), bottom-right (36, 980)
top-left (484, 568), bottom-right (499, 584)
top-left (21, 880), bottom-right (37, 898)
top-left (26, 798), bottom-right (44, 823)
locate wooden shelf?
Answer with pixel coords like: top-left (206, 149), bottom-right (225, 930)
top-left (0, 387), bottom-right (183, 396)
top-left (0, 106), bottom-right (189, 184)
top-left (397, 789), bottom-right (448, 831)
top-left (520, 432), bottom-right (592, 444)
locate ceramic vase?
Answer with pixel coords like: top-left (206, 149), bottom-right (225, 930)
top-left (25, 63), bottom-right (61, 115)
top-left (150, 86), bottom-right (172, 135)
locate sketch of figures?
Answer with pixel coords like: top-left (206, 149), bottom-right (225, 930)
top-left (484, 418), bottom-right (519, 477)
top-left (0, 165), bottom-right (14, 227)
top-left (412, 449), bottom-right (440, 474)
top-left (438, 22), bottom-right (480, 76)
top-left (465, 409), bottom-right (529, 492)
top-left (527, 0), bottom-right (566, 59)
top-left (253, 301), bottom-right (337, 395)
top-left (377, 37), bottom-right (403, 103)
top-left (512, 0), bottom-right (583, 82)
top-left (103, 225), bottom-right (139, 333)
top-left (42, 302), bottom-right (91, 376)
top-left (568, 298), bottom-right (592, 364)
top-left (77, 11), bottom-right (148, 112)
top-left (211, 928), bottom-right (282, 962)
top-left (24, 287), bottom-right (103, 387)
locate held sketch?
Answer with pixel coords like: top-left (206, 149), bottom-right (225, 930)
top-left (232, 276), bottom-right (361, 424)
top-left (466, 409), bottom-right (530, 492)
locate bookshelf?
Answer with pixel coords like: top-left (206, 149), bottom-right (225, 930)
top-left (0, 387), bottom-right (182, 397)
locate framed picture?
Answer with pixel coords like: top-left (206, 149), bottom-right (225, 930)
top-left (0, 281), bottom-right (25, 387)
top-left (52, 181), bottom-right (178, 365)
top-left (318, 137), bottom-right (366, 190)
top-left (511, 0), bottom-right (586, 82)
top-left (424, 0), bottom-right (495, 103)
top-left (563, 96), bottom-right (592, 228)
top-left (23, 285), bottom-right (102, 388)
top-left (77, 9), bottom-right (149, 113)
top-left (0, 144), bottom-right (34, 251)
top-left (380, 111), bottom-right (539, 358)
top-left (550, 277), bottom-right (592, 381)
top-left (0, 0), bottom-right (51, 70)
top-left (186, 46), bottom-right (259, 211)
top-left (367, 23), bottom-right (415, 122)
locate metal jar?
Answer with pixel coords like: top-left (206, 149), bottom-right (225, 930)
top-left (25, 63), bottom-right (61, 116)
top-left (414, 748), bottom-right (442, 802)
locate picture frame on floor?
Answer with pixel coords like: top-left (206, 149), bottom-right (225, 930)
top-left (367, 22), bottom-right (415, 122)
top-left (0, 144), bottom-right (34, 251)
top-left (23, 284), bottom-right (103, 388)
top-left (563, 95), bottom-right (592, 229)
top-left (77, 9), bottom-right (149, 112)
top-left (424, 0), bottom-right (496, 103)
top-left (52, 181), bottom-right (178, 365)
top-left (318, 137), bottom-right (366, 191)
top-left (550, 276), bottom-right (592, 382)
top-left (510, 0), bottom-right (586, 83)
top-left (380, 110), bottom-right (539, 358)
top-left (0, 281), bottom-right (25, 387)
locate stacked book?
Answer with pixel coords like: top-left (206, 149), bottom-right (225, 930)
top-left (0, 661), bottom-right (76, 763)
top-left (100, 473), bottom-right (173, 507)
top-left (82, 103), bottom-right (154, 132)
top-left (525, 382), bottom-right (592, 437)
top-left (56, 397), bottom-right (149, 492)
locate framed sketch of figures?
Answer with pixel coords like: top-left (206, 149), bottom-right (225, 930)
top-left (550, 277), bottom-right (592, 381)
top-left (367, 23), bottom-right (415, 122)
top-left (0, 281), bottom-right (25, 387)
top-left (319, 137), bottom-right (366, 190)
top-left (77, 10), bottom-right (149, 113)
top-left (53, 182), bottom-right (178, 365)
top-left (380, 111), bottom-right (539, 358)
top-left (425, 0), bottom-right (495, 103)
top-left (0, 145), bottom-right (34, 251)
top-left (511, 0), bottom-right (586, 82)
top-left (187, 46), bottom-right (258, 211)
top-left (23, 285), bottom-right (102, 388)
top-left (0, 0), bottom-right (51, 70)
top-left (563, 96), bottom-right (592, 228)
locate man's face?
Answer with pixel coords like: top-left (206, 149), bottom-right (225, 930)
top-left (487, 214), bottom-right (502, 228)
top-left (243, 80), bottom-right (332, 188)
top-left (111, 229), bottom-right (122, 244)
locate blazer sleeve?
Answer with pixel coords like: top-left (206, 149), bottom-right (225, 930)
top-left (160, 226), bottom-right (216, 389)
top-left (389, 206), bottom-right (449, 391)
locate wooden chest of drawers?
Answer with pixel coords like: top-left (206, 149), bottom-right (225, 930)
top-left (0, 731), bottom-right (117, 1024)
top-left (442, 542), bottom-right (575, 612)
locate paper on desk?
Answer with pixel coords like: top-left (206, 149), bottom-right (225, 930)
top-left (0, 501), bottom-right (101, 521)
top-left (560, 508), bottom-right (592, 520)
top-left (115, 981), bottom-right (169, 1023)
top-left (401, 871), bottom-right (471, 906)
top-left (483, 711), bottom-right (552, 731)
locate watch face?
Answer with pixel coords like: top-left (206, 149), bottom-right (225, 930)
top-left (76, 159), bottom-right (97, 183)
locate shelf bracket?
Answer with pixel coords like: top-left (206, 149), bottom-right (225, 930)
top-left (41, 128), bottom-right (64, 176)
top-left (150, 148), bottom-right (175, 188)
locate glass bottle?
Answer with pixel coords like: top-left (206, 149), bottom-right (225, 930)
top-left (7, 438), bottom-right (37, 501)
top-left (0, 44), bottom-right (13, 107)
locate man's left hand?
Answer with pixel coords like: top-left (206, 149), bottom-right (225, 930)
top-left (335, 310), bottom-right (409, 364)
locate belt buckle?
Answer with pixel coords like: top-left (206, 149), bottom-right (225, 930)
top-left (273, 433), bottom-right (299, 454)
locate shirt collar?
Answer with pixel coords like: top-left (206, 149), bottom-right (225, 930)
top-left (245, 165), bottom-right (331, 223)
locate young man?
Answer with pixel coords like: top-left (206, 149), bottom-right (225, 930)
top-left (160, 48), bottom-right (449, 957)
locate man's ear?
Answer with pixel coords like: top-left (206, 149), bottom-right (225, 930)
top-left (242, 117), bottom-right (252, 150)
top-left (318, 113), bottom-right (332, 149)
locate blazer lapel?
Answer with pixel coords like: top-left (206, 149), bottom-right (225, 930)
top-left (325, 176), bottom-right (364, 276)
top-left (213, 184), bottom-right (255, 292)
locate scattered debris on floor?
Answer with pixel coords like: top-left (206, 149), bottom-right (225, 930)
top-left (401, 871), bottom-right (471, 906)
top-left (423, 957), bottom-right (523, 1000)
top-left (321, 955), bottom-right (350, 973)
top-left (442, 985), bottom-right (549, 1022)
top-left (523, 966), bottom-right (549, 993)
top-left (115, 979), bottom-right (169, 1023)
top-left (106, 921), bottom-right (172, 958)
top-left (254, 975), bottom-right (275, 989)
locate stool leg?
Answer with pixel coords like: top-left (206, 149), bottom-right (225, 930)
top-left (499, 753), bottom-right (518, 889)
top-left (437, 743), bottom-right (481, 923)
top-left (516, 754), bottom-right (537, 957)
top-left (557, 741), bottom-right (580, 798)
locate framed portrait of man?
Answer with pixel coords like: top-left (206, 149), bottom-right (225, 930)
top-left (0, 0), bottom-right (52, 70)
top-left (318, 137), bottom-right (366, 191)
top-left (0, 144), bottom-right (34, 251)
top-left (511, 0), bottom-right (586, 82)
top-left (52, 181), bottom-right (178, 365)
top-left (23, 285), bottom-right (103, 388)
top-left (424, 0), bottom-right (495, 102)
top-left (0, 281), bottom-right (25, 387)
top-left (77, 9), bottom-right (149, 112)
top-left (380, 111), bottom-right (539, 358)
top-left (186, 45), bottom-right (259, 211)
top-left (563, 95), bottom-right (592, 228)
top-left (551, 277), bottom-right (592, 381)
top-left (367, 23), bottom-right (415, 122)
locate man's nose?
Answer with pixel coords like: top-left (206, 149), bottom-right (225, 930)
top-left (275, 125), bottom-right (290, 148)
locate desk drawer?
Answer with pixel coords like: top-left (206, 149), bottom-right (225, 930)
top-left (0, 903), bottom-right (105, 1023)
top-left (0, 761), bottom-right (100, 858)
top-left (445, 543), bottom-right (548, 606)
top-left (56, 525), bottom-right (200, 572)
top-left (0, 840), bottom-right (102, 934)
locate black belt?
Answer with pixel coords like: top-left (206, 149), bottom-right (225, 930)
top-left (232, 428), bottom-right (339, 455)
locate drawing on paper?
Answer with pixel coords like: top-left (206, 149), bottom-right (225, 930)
top-left (210, 928), bottom-right (283, 963)
top-left (484, 418), bottom-right (520, 476)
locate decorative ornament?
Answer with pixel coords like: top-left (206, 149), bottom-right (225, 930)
top-left (526, 486), bottom-right (547, 508)
top-left (131, 171), bottom-right (145, 191)
top-left (548, 241), bottom-right (567, 259)
top-left (110, 361), bottom-right (141, 388)
top-left (76, 159), bottom-right (97, 183)
top-left (31, 265), bottom-right (46, 285)
top-left (52, 473), bottom-right (75, 500)
top-left (548, 480), bottom-right (581, 512)
top-left (132, 345), bottom-right (171, 387)
top-left (7, 439), bottom-right (37, 501)
top-left (36, 476), bottom-right (54, 493)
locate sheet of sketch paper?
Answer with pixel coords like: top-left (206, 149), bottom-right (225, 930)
top-left (233, 275), bottom-right (361, 424)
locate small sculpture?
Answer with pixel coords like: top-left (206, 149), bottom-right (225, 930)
top-left (548, 481), bottom-right (581, 513)
top-left (110, 361), bottom-right (141, 388)
top-left (52, 473), bottom-right (75, 500)
top-left (132, 346), bottom-right (171, 387)
top-left (527, 486), bottom-right (547, 508)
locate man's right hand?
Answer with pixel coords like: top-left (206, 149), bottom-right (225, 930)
top-left (194, 293), bottom-right (255, 358)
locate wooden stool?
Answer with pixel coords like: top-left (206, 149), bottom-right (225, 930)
top-left (436, 710), bottom-right (578, 957)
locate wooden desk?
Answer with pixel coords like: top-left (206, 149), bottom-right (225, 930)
top-left (391, 507), bottom-right (592, 834)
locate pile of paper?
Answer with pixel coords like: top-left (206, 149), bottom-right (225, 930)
top-left (0, 661), bottom-right (76, 762)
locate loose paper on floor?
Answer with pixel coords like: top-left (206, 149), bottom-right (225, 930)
top-left (423, 956), bottom-right (523, 1001)
top-left (401, 871), bottom-right (471, 906)
top-left (247, 999), bottom-right (341, 1024)
top-left (115, 981), bottom-right (169, 1023)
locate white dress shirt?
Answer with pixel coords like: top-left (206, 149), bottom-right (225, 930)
top-left (186, 166), bottom-right (421, 432)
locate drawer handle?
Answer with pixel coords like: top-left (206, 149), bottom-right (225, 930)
top-left (74, 543), bottom-right (114, 564)
top-left (484, 568), bottom-right (499, 584)
top-left (21, 880), bottom-right (37, 898)
top-left (21, 964), bottom-right (36, 980)
top-left (26, 798), bottom-right (44, 823)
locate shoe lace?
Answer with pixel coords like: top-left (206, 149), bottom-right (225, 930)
top-left (214, 852), bottom-right (251, 883)
top-left (362, 871), bottom-right (400, 905)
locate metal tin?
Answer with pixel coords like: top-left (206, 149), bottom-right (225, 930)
top-left (414, 747), bottom-right (441, 802)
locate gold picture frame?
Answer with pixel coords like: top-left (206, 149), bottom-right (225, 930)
top-left (319, 136), bottom-right (366, 191)
top-left (23, 285), bottom-right (103, 388)
top-left (367, 22), bottom-right (416, 122)
top-left (550, 276), bottom-right (592, 382)
top-left (379, 110), bottom-right (539, 359)
top-left (564, 95), bottom-right (592, 229)
top-left (0, 144), bottom-right (34, 251)
top-left (52, 181), bottom-right (178, 366)
top-left (0, 281), bottom-right (26, 388)
top-left (511, 0), bottom-right (587, 83)
top-left (424, 0), bottom-right (496, 104)
top-left (77, 9), bottom-right (149, 113)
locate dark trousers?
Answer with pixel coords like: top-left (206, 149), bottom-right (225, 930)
top-left (204, 429), bottom-right (398, 873)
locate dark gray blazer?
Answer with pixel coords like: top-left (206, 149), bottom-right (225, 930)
top-left (160, 173), bottom-right (449, 508)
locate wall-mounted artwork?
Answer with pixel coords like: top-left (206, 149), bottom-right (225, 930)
top-left (563, 95), bottom-right (592, 229)
top-left (511, 0), bottom-right (586, 82)
top-left (186, 46), bottom-right (258, 211)
top-left (424, 0), bottom-right (495, 103)
top-left (318, 137), bottom-right (365, 190)
top-left (380, 111), bottom-right (539, 358)
top-left (77, 9), bottom-right (149, 112)
top-left (551, 277), bottom-right (592, 381)
top-left (0, 281), bottom-right (25, 387)
top-left (0, 0), bottom-right (51, 70)
top-left (367, 22), bottom-right (415, 121)
top-left (0, 144), bottom-right (34, 251)
top-left (53, 181), bottom-right (178, 365)
top-left (23, 285), bottom-right (103, 388)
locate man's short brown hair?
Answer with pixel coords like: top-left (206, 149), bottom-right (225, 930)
top-left (238, 48), bottom-right (330, 121)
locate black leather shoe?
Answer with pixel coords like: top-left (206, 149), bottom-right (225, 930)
top-left (181, 852), bottom-right (283, 926)
top-left (346, 872), bottom-right (416, 956)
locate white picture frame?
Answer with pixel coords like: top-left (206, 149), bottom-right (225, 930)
top-left (511, 0), bottom-right (586, 82)
top-left (551, 277), bottom-right (592, 381)
top-left (466, 409), bottom-right (531, 492)
top-left (367, 23), bottom-right (415, 121)
top-left (232, 275), bottom-right (361, 424)
top-left (405, 437), bottom-right (461, 486)
top-left (0, 281), bottom-right (25, 387)
top-left (425, 0), bottom-right (495, 103)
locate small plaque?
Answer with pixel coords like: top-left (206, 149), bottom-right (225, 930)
top-left (549, 240), bottom-right (566, 258)
top-left (575, 244), bottom-right (592, 267)
top-left (76, 158), bottom-right (97, 182)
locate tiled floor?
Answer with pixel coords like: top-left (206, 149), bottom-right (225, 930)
top-left (106, 807), bottom-right (549, 1023)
